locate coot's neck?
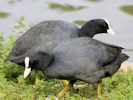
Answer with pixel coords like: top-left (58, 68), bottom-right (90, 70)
top-left (78, 28), bottom-right (95, 38)
top-left (40, 57), bottom-right (55, 78)
top-left (39, 55), bottom-right (54, 70)
top-left (79, 22), bottom-right (98, 38)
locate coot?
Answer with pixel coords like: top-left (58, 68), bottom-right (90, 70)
top-left (23, 37), bottom-right (129, 97)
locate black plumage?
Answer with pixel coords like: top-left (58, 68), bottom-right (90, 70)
top-left (33, 37), bottom-right (128, 84)
top-left (21, 36), bottom-right (128, 96)
top-left (5, 20), bottom-right (79, 63)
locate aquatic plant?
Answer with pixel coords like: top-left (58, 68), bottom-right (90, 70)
top-left (120, 5), bottom-right (133, 15)
top-left (0, 12), bottom-right (9, 18)
top-left (48, 3), bottom-right (86, 12)
top-left (86, 0), bottom-right (102, 2)
top-left (73, 20), bottom-right (87, 26)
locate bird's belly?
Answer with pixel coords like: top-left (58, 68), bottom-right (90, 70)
top-left (43, 61), bottom-right (104, 83)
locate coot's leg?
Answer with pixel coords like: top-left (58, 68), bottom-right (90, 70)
top-left (97, 80), bottom-right (102, 97)
top-left (62, 80), bottom-right (69, 86)
top-left (62, 80), bottom-right (76, 91)
top-left (57, 80), bottom-right (76, 97)
top-left (35, 70), bottom-right (40, 84)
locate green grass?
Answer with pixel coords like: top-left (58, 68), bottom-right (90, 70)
top-left (1, 59), bottom-right (133, 99)
top-left (120, 5), bottom-right (133, 15)
top-left (0, 12), bottom-right (10, 18)
top-left (48, 3), bottom-right (87, 12)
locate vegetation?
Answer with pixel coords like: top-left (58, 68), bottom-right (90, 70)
top-left (0, 12), bottom-right (10, 18)
top-left (0, 18), bottom-right (133, 100)
top-left (86, 0), bottom-right (103, 2)
top-left (48, 3), bottom-right (87, 12)
top-left (73, 20), bottom-right (87, 26)
top-left (120, 5), bottom-right (133, 15)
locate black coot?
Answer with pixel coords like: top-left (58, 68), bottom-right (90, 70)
top-left (5, 19), bottom-right (114, 84)
top-left (23, 37), bottom-right (129, 97)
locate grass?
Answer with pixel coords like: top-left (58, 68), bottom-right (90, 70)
top-left (120, 5), bottom-right (133, 15)
top-left (48, 2), bottom-right (87, 12)
top-left (0, 12), bottom-right (10, 18)
top-left (1, 60), bottom-right (133, 99)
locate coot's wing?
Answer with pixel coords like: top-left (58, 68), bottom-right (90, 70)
top-left (53, 37), bottom-right (123, 68)
top-left (92, 39), bottom-right (124, 66)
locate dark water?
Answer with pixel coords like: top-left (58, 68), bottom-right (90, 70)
top-left (0, 0), bottom-right (133, 61)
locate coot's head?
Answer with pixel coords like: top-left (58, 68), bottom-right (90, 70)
top-left (23, 51), bottom-right (53, 79)
top-left (80, 19), bottom-right (115, 38)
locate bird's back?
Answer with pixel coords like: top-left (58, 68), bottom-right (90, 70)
top-left (53, 37), bottom-right (123, 67)
top-left (44, 37), bottom-right (124, 81)
top-left (6, 20), bottom-right (79, 61)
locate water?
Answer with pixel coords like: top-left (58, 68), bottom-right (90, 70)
top-left (0, 0), bottom-right (133, 61)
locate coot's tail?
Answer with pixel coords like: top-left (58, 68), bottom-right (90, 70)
top-left (114, 53), bottom-right (129, 64)
top-left (104, 53), bottom-right (129, 77)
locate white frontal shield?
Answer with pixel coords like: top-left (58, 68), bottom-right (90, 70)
top-left (24, 57), bottom-right (31, 79)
